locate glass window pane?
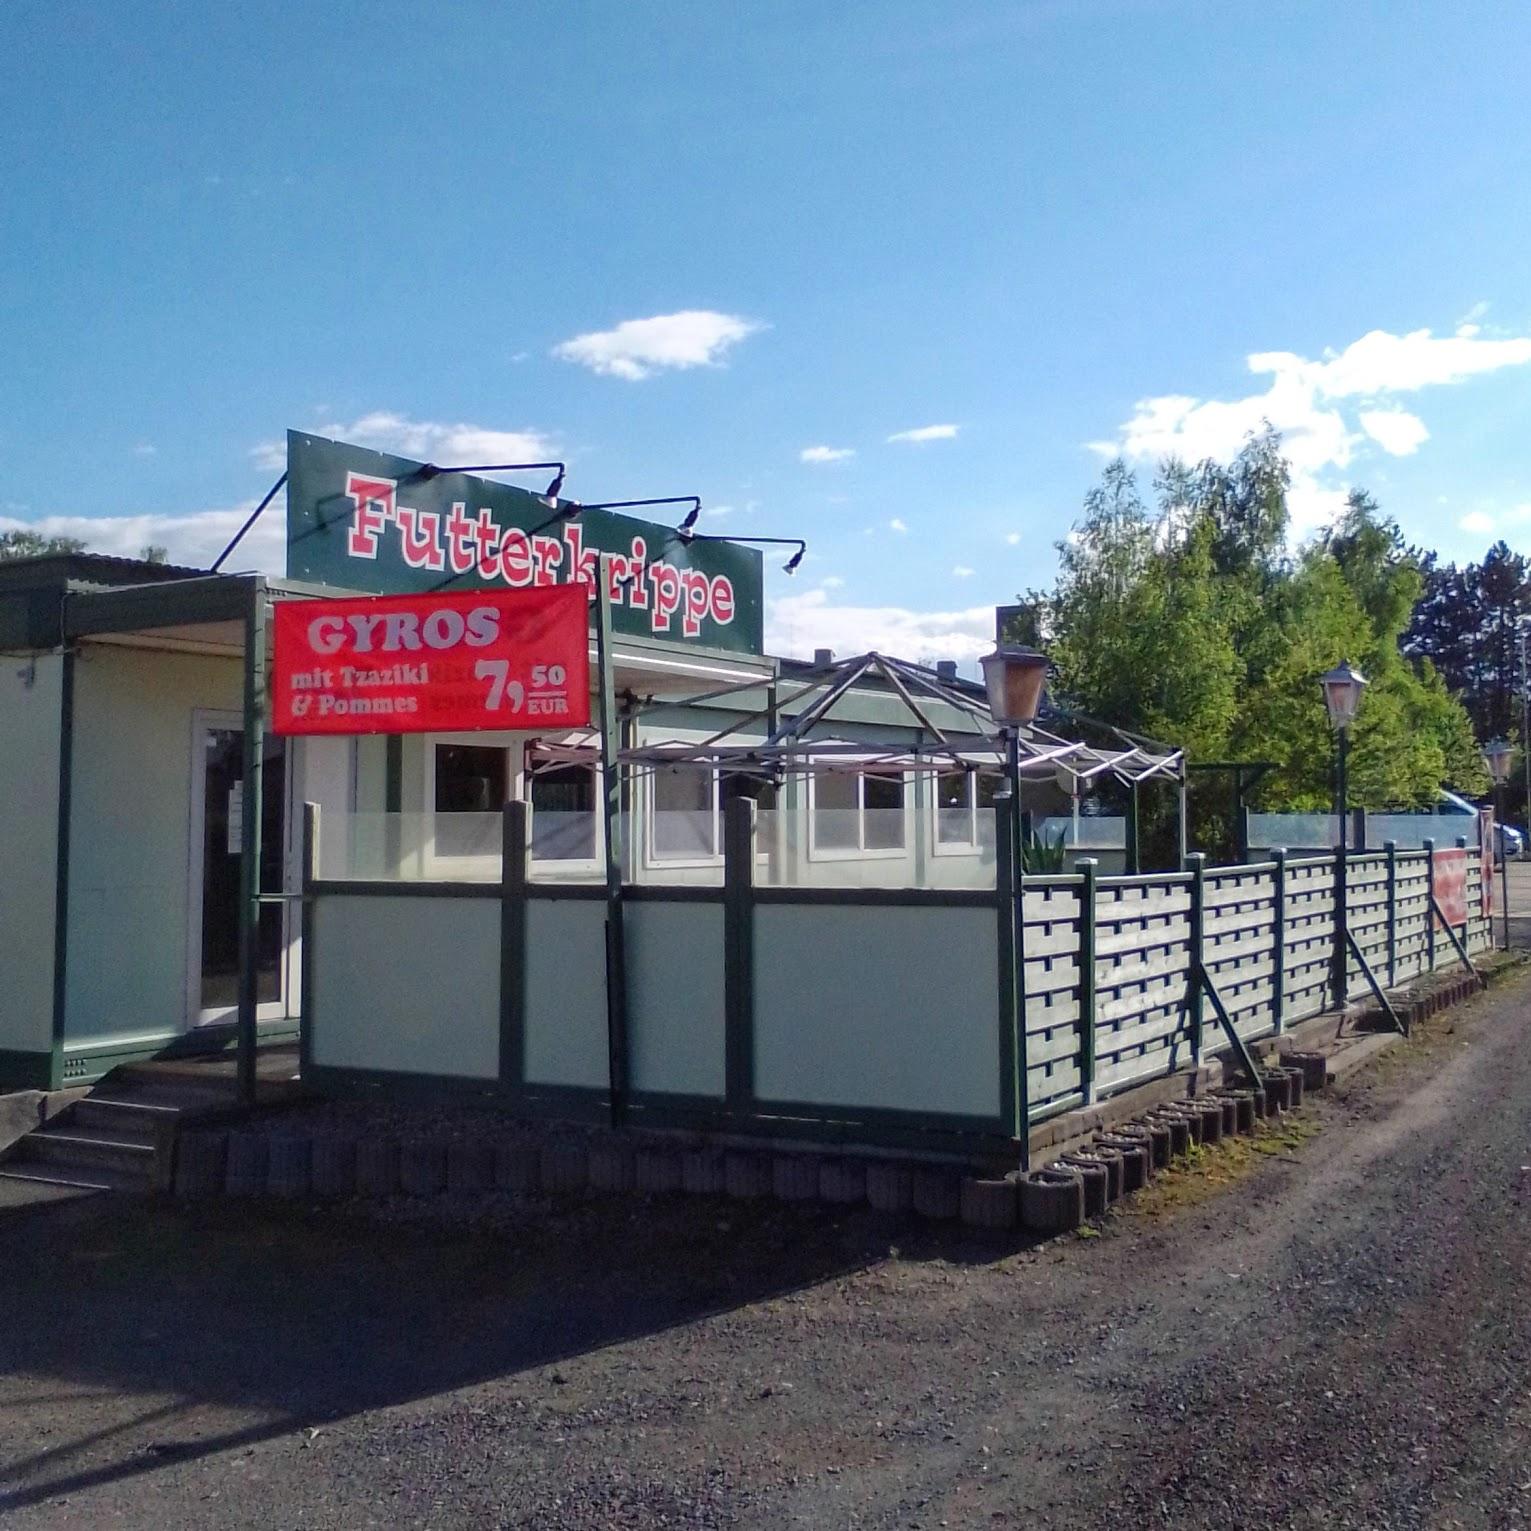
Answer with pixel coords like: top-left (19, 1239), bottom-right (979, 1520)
top-left (652, 767), bottom-right (717, 858)
top-left (531, 765), bottom-right (596, 861)
top-left (936, 772), bottom-right (974, 845)
top-left (813, 771), bottom-right (858, 850)
top-left (863, 774), bottom-right (906, 850)
top-left (434, 745), bottom-right (507, 813)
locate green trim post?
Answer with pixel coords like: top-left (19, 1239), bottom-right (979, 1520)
top-left (1177, 772), bottom-right (1190, 865)
top-left (1384, 840), bottom-right (1398, 987)
top-left (1077, 857), bottom-right (1098, 1104)
top-left (1185, 851), bottom-right (1206, 1063)
top-left (594, 555), bottom-right (629, 1127)
top-left (1124, 782), bottom-right (1140, 875)
top-left (723, 795), bottom-right (757, 1116)
top-left (500, 800), bottom-right (528, 1095)
top-left (1271, 847), bottom-right (1287, 1034)
top-left (49, 646), bottom-right (75, 1091)
top-left (1007, 731), bottom-right (1032, 1162)
top-left (1423, 837), bottom-right (1437, 972)
top-left (298, 801), bottom-right (318, 1081)
top-left (994, 788), bottom-right (1022, 1156)
top-left (236, 580), bottom-right (267, 1106)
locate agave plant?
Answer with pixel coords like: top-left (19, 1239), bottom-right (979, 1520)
top-left (1021, 825), bottom-right (1069, 874)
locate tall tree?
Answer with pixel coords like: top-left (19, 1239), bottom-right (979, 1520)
top-left (0, 529), bottom-right (86, 560)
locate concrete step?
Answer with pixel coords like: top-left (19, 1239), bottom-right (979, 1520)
top-left (0, 1161), bottom-right (145, 1193)
top-left (69, 1095), bottom-right (183, 1140)
top-left (16, 1128), bottom-right (154, 1181)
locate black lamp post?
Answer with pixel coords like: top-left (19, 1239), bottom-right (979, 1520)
top-left (1484, 737), bottom-right (1514, 949)
top-left (980, 643), bottom-right (1050, 1164)
top-left (1321, 660), bottom-right (1367, 1010)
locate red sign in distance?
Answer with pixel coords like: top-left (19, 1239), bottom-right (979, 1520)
top-left (271, 587), bottom-right (590, 735)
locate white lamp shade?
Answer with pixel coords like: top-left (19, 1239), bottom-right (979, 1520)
top-left (981, 646), bottom-right (1049, 727)
top-left (1320, 660), bottom-right (1367, 730)
top-left (1483, 738), bottom-right (1514, 783)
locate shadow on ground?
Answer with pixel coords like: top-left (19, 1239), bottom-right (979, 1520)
top-left (0, 1182), bottom-right (1035, 1512)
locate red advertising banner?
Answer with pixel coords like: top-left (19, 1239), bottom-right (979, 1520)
top-left (271, 587), bottom-right (590, 735)
top-left (1432, 846), bottom-right (1468, 930)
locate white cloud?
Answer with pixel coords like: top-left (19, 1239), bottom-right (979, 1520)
top-left (819, 575), bottom-right (846, 590)
top-left (952, 565), bottom-right (975, 578)
top-left (251, 412), bottom-right (558, 475)
top-left (1005, 532), bottom-right (1021, 546)
top-left (552, 310), bottom-right (763, 380)
top-left (1460, 510), bottom-right (1496, 535)
top-left (131, 443), bottom-right (157, 458)
top-left (887, 423), bottom-right (959, 444)
top-left (800, 445), bottom-right (855, 464)
top-left (888, 517), bottom-right (909, 533)
top-left (1358, 408), bottom-right (1429, 456)
top-left (1093, 319), bottom-right (1531, 538)
top-left (0, 501), bottom-right (288, 574)
top-left (703, 504), bottom-right (735, 519)
top-left (766, 588), bottom-right (995, 665)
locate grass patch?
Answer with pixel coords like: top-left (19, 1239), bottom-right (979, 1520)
top-left (1113, 1112), bottom-right (1324, 1222)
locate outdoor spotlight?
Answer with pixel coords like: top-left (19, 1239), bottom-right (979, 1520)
top-left (542, 467), bottom-right (566, 505)
top-left (678, 503), bottom-right (702, 537)
top-left (1320, 660), bottom-right (1368, 731)
top-left (782, 547), bottom-right (805, 575)
top-left (980, 645), bottom-right (1049, 729)
top-left (1483, 737), bottom-right (1514, 784)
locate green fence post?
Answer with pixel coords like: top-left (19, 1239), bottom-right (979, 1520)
top-left (1185, 852), bottom-right (1206, 1064)
top-left (1390, 845), bottom-right (1402, 985)
top-left (994, 789), bottom-right (1026, 1164)
top-left (1424, 837), bottom-right (1436, 972)
top-left (723, 795), bottom-right (758, 1120)
top-left (1124, 783), bottom-right (1140, 875)
top-left (499, 800), bottom-right (528, 1097)
top-left (1331, 844), bottom-right (1348, 1012)
top-left (1271, 848), bottom-right (1287, 1035)
top-left (1078, 858), bottom-right (1098, 1105)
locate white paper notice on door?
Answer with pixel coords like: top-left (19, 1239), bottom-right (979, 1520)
top-left (227, 781), bottom-right (243, 855)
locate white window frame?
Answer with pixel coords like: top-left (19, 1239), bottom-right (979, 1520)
top-left (807, 769), bottom-right (909, 861)
top-left (645, 763), bottom-right (724, 869)
top-left (423, 734), bottom-right (520, 879)
top-left (527, 757), bottom-right (604, 879)
top-left (931, 769), bottom-right (982, 857)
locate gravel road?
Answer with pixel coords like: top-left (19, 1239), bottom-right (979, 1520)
top-left (2, 966), bottom-right (1529, 1529)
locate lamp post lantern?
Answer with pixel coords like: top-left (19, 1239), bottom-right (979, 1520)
top-left (1321, 660), bottom-right (1367, 1010)
top-left (981, 644), bottom-right (1050, 1166)
top-left (1484, 737), bottom-right (1514, 949)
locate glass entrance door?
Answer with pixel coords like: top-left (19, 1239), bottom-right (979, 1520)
top-left (195, 723), bottom-right (288, 1022)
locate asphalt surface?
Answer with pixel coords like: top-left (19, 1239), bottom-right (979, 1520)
top-left (2, 960), bottom-right (1529, 1528)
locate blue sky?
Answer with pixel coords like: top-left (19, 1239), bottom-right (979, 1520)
top-left (4, 0), bottom-right (1530, 663)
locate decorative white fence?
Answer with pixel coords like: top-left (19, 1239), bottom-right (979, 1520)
top-left (301, 802), bottom-right (1492, 1157)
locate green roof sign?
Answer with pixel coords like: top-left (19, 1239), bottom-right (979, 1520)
top-left (285, 431), bottom-right (763, 655)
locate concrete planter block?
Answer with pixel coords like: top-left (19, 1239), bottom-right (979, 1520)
top-left (1278, 1065), bottom-right (1305, 1109)
top-left (1094, 1134), bottom-right (1148, 1193)
top-left (635, 1148), bottom-right (682, 1195)
top-left (772, 1155), bottom-right (821, 1202)
top-left (175, 1129), bottom-right (228, 1199)
top-left (1059, 1153), bottom-right (1111, 1215)
top-left (1108, 1123), bottom-right (1158, 1179)
top-left (1148, 1110), bottom-right (1191, 1157)
top-left (1190, 1099), bottom-right (1223, 1145)
top-left (1018, 1167), bottom-right (1084, 1234)
top-left (724, 1152), bottom-right (771, 1199)
top-left (399, 1140), bottom-right (447, 1197)
top-left (310, 1137), bottom-right (357, 1198)
top-left (681, 1149), bottom-right (726, 1196)
top-left (960, 1177), bottom-right (1018, 1230)
top-left (494, 1143), bottom-right (541, 1194)
top-left (1210, 1095), bottom-right (1238, 1137)
top-left (865, 1161), bottom-right (914, 1214)
top-left (589, 1141), bottom-right (636, 1193)
top-left (1285, 1051), bottom-right (1328, 1092)
top-left (819, 1159), bottom-right (867, 1205)
top-left (447, 1141), bottom-right (494, 1194)
top-left (541, 1142), bottom-right (589, 1195)
top-left (224, 1131), bottom-right (269, 1197)
top-left (1260, 1070), bottom-right (1292, 1114)
top-left (911, 1168), bottom-right (961, 1221)
top-left (1215, 1091), bottom-right (1258, 1135)
top-left (1132, 1117), bottom-right (1173, 1169)
top-left (355, 1137), bottom-right (400, 1196)
top-left (267, 1136), bottom-right (312, 1199)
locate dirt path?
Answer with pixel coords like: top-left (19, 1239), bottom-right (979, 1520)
top-left (2, 969), bottom-right (1529, 1528)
